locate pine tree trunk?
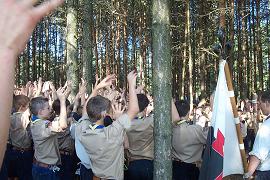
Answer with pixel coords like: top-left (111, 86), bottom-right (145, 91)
top-left (256, 0), bottom-right (263, 90)
top-left (45, 18), bottom-right (50, 80)
top-left (241, 0), bottom-right (247, 98)
top-left (66, 0), bottom-right (79, 100)
top-left (187, 0), bottom-right (193, 109)
top-left (252, 0), bottom-right (257, 91)
top-left (123, 0), bottom-right (128, 89)
top-left (81, 0), bottom-right (93, 93)
top-left (152, 0), bottom-right (172, 179)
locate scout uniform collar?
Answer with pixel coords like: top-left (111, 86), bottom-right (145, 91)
top-left (134, 116), bottom-right (144, 120)
top-left (177, 119), bottom-right (187, 125)
top-left (89, 124), bottom-right (105, 130)
top-left (31, 115), bottom-right (40, 122)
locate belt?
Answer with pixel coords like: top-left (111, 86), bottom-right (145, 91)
top-left (59, 150), bottom-right (72, 156)
top-left (33, 159), bottom-right (59, 170)
top-left (172, 158), bottom-right (196, 165)
top-left (33, 159), bottom-right (51, 168)
top-left (12, 146), bottom-right (32, 152)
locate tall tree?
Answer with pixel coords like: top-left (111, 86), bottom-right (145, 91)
top-left (81, 0), bottom-right (93, 93)
top-left (152, 0), bottom-right (172, 179)
top-left (66, 0), bottom-right (79, 99)
top-left (186, 0), bottom-right (193, 110)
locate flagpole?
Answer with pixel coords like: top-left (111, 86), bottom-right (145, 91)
top-left (224, 62), bottom-right (248, 173)
top-left (218, 0), bottom-right (248, 174)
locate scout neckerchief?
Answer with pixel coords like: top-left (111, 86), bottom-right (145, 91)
top-left (31, 115), bottom-right (40, 122)
top-left (134, 116), bottom-right (144, 120)
top-left (89, 123), bottom-right (105, 130)
top-left (177, 119), bottom-right (187, 125)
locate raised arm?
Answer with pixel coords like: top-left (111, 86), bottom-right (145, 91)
top-left (0, 0), bottom-right (63, 167)
top-left (172, 99), bottom-right (180, 122)
top-left (82, 74), bottom-right (115, 116)
top-left (126, 71), bottom-right (139, 120)
top-left (56, 87), bottom-right (69, 130)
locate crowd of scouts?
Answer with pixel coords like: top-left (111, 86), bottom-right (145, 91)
top-left (2, 70), bottom-right (269, 180)
top-left (0, 71), bottom-right (210, 180)
top-left (0, 0), bottom-right (270, 180)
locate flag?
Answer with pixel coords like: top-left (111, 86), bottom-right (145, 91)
top-left (199, 60), bottom-right (244, 180)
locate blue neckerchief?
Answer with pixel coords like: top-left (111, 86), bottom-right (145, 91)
top-left (95, 125), bottom-right (105, 129)
top-left (134, 116), bottom-right (143, 120)
top-left (31, 115), bottom-right (39, 122)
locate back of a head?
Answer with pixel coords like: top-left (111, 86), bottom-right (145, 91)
top-left (52, 99), bottom-right (70, 115)
top-left (13, 95), bottom-right (30, 112)
top-left (30, 97), bottom-right (48, 116)
top-left (175, 100), bottom-right (190, 118)
top-left (260, 90), bottom-right (270, 103)
top-left (137, 93), bottom-right (150, 112)
top-left (86, 95), bottom-right (111, 122)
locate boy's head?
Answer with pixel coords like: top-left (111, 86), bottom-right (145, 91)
top-left (13, 95), bottom-right (30, 112)
top-left (30, 97), bottom-right (51, 119)
top-left (86, 95), bottom-right (111, 122)
top-left (52, 99), bottom-right (71, 115)
top-left (137, 93), bottom-right (150, 113)
top-left (175, 100), bottom-right (190, 118)
top-left (258, 90), bottom-right (270, 115)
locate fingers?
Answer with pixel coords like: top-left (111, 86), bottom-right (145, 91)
top-left (32, 0), bottom-right (64, 21)
top-left (19, 0), bottom-right (38, 8)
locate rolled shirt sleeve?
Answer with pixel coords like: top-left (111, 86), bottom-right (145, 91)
top-left (249, 120), bottom-right (270, 171)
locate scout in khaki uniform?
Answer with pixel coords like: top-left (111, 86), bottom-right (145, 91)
top-left (77, 71), bottom-right (139, 180)
top-left (9, 95), bottom-right (33, 180)
top-left (30, 87), bottom-right (69, 180)
top-left (126, 93), bottom-right (154, 180)
top-left (52, 99), bottom-right (76, 180)
top-left (172, 100), bottom-right (208, 180)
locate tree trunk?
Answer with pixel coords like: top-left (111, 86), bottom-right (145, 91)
top-left (45, 18), bottom-right (50, 81)
top-left (252, 0), bottom-right (257, 91)
top-left (228, 0), bottom-right (234, 79)
top-left (255, 0), bottom-right (263, 90)
top-left (241, 0), bottom-right (248, 98)
top-left (123, 0), bottom-right (128, 89)
top-left (187, 0), bottom-right (193, 110)
top-left (32, 28), bottom-right (37, 81)
top-left (152, 0), bottom-right (172, 179)
top-left (66, 0), bottom-right (79, 100)
top-left (81, 0), bottom-right (93, 93)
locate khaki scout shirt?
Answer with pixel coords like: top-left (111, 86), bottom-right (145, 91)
top-left (172, 120), bottom-right (208, 163)
top-left (54, 117), bottom-right (75, 153)
top-left (79, 114), bottom-right (131, 180)
top-left (73, 116), bottom-right (93, 169)
top-left (31, 119), bottom-right (62, 165)
top-left (10, 112), bottom-right (32, 149)
top-left (126, 115), bottom-right (154, 161)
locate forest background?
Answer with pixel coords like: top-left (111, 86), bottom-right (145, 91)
top-left (15, 0), bottom-right (270, 105)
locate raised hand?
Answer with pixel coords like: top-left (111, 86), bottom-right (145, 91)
top-left (112, 101), bottom-right (125, 120)
top-left (79, 78), bottom-right (87, 95)
top-left (56, 87), bottom-right (66, 102)
top-left (127, 70), bottom-right (137, 88)
top-left (94, 74), bottom-right (101, 88)
top-left (95, 74), bottom-right (116, 90)
top-left (135, 84), bottom-right (145, 94)
top-left (0, 0), bottom-right (64, 56)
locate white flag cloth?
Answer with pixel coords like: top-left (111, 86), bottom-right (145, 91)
top-left (211, 60), bottom-right (244, 177)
